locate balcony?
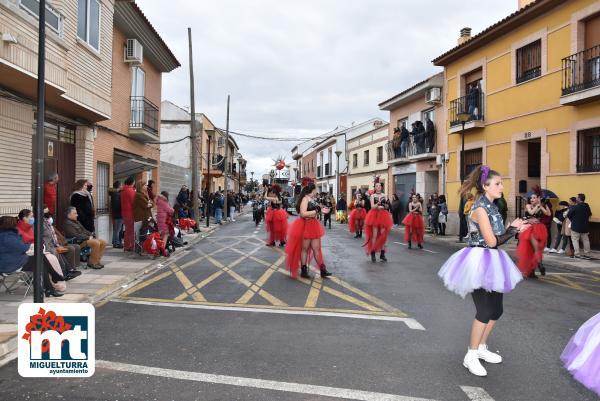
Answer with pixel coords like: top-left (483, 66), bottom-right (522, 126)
top-left (386, 136), bottom-right (436, 166)
top-left (202, 153), bottom-right (225, 176)
top-left (129, 97), bottom-right (159, 142)
top-left (561, 45), bottom-right (600, 105)
top-left (448, 91), bottom-right (485, 134)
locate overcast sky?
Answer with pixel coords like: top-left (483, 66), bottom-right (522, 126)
top-left (138, 0), bottom-right (516, 177)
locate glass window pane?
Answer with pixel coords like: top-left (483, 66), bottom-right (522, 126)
top-left (89, 0), bottom-right (100, 49)
top-left (77, 0), bottom-right (87, 40)
top-left (21, 0), bottom-right (40, 16)
top-left (45, 8), bottom-right (59, 31)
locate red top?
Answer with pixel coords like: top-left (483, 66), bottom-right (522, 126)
top-left (120, 184), bottom-right (136, 218)
top-left (16, 220), bottom-right (34, 244)
top-left (44, 182), bottom-right (57, 214)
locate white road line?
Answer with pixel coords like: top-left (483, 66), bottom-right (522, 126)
top-left (392, 242), bottom-right (437, 254)
top-left (110, 299), bottom-right (425, 330)
top-left (460, 386), bottom-right (495, 401)
top-left (393, 241), bottom-right (407, 246)
top-left (95, 360), bottom-right (438, 401)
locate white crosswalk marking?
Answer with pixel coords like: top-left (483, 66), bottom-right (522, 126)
top-left (460, 386), bottom-right (495, 401)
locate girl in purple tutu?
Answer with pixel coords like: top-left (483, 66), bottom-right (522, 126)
top-left (561, 312), bottom-right (600, 396)
top-left (438, 165), bottom-right (529, 377)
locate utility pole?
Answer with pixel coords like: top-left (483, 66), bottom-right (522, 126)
top-left (223, 95), bottom-right (230, 219)
top-left (188, 27), bottom-right (201, 228)
top-left (33, 0), bottom-right (47, 302)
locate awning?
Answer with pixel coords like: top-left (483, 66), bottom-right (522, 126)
top-left (113, 149), bottom-right (158, 179)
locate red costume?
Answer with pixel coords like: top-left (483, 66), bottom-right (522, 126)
top-left (402, 207), bottom-right (425, 244)
top-left (285, 215), bottom-right (325, 278)
top-left (348, 199), bottom-right (367, 234)
top-left (516, 222), bottom-right (547, 275)
top-left (264, 185), bottom-right (288, 245)
top-left (364, 193), bottom-right (393, 254)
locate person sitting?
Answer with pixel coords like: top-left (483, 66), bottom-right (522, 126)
top-left (0, 215), bottom-right (31, 274)
top-left (42, 206), bottom-right (81, 281)
top-left (63, 206), bottom-right (106, 269)
top-left (16, 209), bottom-right (35, 244)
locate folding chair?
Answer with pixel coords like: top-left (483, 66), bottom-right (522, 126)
top-left (0, 268), bottom-right (33, 298)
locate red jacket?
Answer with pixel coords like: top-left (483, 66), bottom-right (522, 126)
top-left (16, 220), bottom-right (34, 244)
top-left (44, 182), bottom-right (57, 214)
top-left (120, 184), bottom-right (136, 219)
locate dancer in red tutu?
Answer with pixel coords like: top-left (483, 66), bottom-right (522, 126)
top-left (285, 178), bottom-right (331, 279)
top-left (402, 194), bottom-right (425, 249)
top-left (516, 188), bottom-right (550, 278)
top-left (264, 184), bottom-right (288, 247)
top-left (348, 192), bottom-right (367, 238)
top-left (364, 178), bottom-right (393, 262)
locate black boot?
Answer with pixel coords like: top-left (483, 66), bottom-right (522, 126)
top-left (408, 241), bottom-right (412, 249)
top-left (539, 263), bottom-right (546, 276)
top-left (354, 232), bottom-right (360, 238)
top-left (527, 270), bottom-right (538, 279)
top-left (380, 250), bottom-right (387, 262)
top-left (371, 252), bottom-right (377, 262)
top-left (279, 241), bottom-right (286, 247)
top-left (300, 265), bottom-right (311, 279)
top-left (320, 265), bottom-right (332, 278)
top-left (418, 243), bottom-right (423, 249)
top-left (359, 230), bottom-right (363, 238)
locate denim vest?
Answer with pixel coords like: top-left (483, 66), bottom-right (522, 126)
top-left (467, 196), bottom-right (506, 247)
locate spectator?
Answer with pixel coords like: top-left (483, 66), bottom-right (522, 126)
top-left (541, 198), bottom-right (554, 252)
top-left (562, 197), bottom-right (577, 257)
top-left (156, 191), bottom-right (174, 244)
top-left (121, 177), bottom-right (136, 252)
top-left (70, 179), bottom-right (95, 233)
top-left (63, 206), bottom-right (106, 269)
top-left (493, 192), bottom-right (508, 224)
top-left (392, 128), bottom-right (401, 158)
top-left (458, 195), bottom-right (468, 243)
top-left (44, 173), bottom-right (59, 215)
top-left (429, 196), bottom-right (440, 235)
top-left (437, 195), bottom-right (448, 235)
top-left (337, 194), bottom-right (348, 224)
top-left (147, 180), bottom-right (156, 201)
top-left (0, 216), bottom-right (30, 274)
top-left (214, 192), bottom-right (224, 225)
top-left (176, 185), bottom-right (189, 208)
top-left (109, 180), bottom-right (123, 248)
top-left (42, 207), bottom-right (81, 280)
top-left (227, 191), bottom-right (236, 222)
top-left (549, 201), bottom-right (570, 254)
top-left (567, 193), bottom-right (592, 259)
top-left (133, 181), bottom-right (154, 239)
top-left (16, 209), bottom-right (35, 244)
top-left (400, 125), bottom-right (410, 158)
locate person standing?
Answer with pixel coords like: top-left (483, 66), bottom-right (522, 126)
top-left (70, 179), bottom-right (95, 233)
top-left (438, 165), bottom-right (528, 377)
top-left (549, 201), bottom-right (570, 254)
top-left (44, 173), bottom-right (59, 216)
top-left (109, 181), bottom-right (123, 248)
top-left (214, 192), bottom-right (224, 225)
top-left (402, 194), bottom-right (424, 249)
top-left (285, 179), bottom-right (330, 279)
top-left (120, 177), bottom-right (136, 252)
top-left (336, 194), bottom-right (347, 224)
top-left (391, 194), bottom-right (402, 227)
top-left (227, 191), bottom-right (236, 222)
top-left (133, 181), bottom-right (154, 240)
top-left (517, 190), bottom-right (550, 278)
top-left (364, 179), bottom-right (393, 262)
top-left (437, 195), bottom-right (448, 236)
top-left (147, 180), bottom-right (156, 202)
top-left (321, 194), bottom-right (334, 229)
top-left (264, 185), bottom-right (287, 246)
top-left (568, 193), bottom-right (593, 260)
top-left (458, 195), bottom-right (468, 243)
top-left (429, 195), bottom-right (440, 235)
top-left (156, 191), bottom-right (174, 246)
top-left (349, 192), bottom-right (366, 239)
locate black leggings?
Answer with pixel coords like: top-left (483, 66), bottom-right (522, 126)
top-left (323, 213), bottom-right (332, 228)
top-left (472, 289), bottom-right (503, 323)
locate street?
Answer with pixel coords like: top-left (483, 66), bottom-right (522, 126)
top-left (1, 212), bottom-right (598, 401)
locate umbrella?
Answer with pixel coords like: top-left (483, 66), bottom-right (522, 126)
top-left (525, 189), bottom-right (558, 199)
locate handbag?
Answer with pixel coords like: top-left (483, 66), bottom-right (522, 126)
top-left (438, 214), bottom-right (447, 224)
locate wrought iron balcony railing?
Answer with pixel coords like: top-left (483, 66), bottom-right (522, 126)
top-left (562, 44), bottom-right (600, 96)
top-left (449, 91), bottom-right (485, 127)
top-left (130, 97), bottom-right (159, 134)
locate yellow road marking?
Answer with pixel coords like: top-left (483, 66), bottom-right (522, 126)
top-left (235, 255), bottom-right (286, 305)
top-left (328, 276), bottom-right (406, 316)
top-left (540, 275), bottom-right (600, 295)
top-left (119, 270), bottom-right (173, 297)
top-left (305, 279), bottom-right (322, 308)
top-left (257, 289), bottom-right (287, 307)
top-left (321, 286), bottom-right (383, 312)
top-left (174, 270), bottom-right (194, 290)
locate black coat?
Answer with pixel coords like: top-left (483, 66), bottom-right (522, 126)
top-left (110, 189), bottom-right (122, 219)
top-left (567, 202), bottom-right (592, 233)
top-left (70, 192), bottom-right (95, 233)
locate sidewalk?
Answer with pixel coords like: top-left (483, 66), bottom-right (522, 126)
top-left (392, 226), bottom-right (600, 274)
top-left (0, 216), bottom-right (232, 366)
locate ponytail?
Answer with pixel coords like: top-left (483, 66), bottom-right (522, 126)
top-left (296, 182), bottom-right (316, 213)
top-left (458, 165), bottom-right (500, 200)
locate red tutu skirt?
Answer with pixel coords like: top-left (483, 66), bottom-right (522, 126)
top-left (265, 208), bottom-right (288, 243)
top-left (364, 209), bottom-right (393, 253)
top-left (348, 208), bottom-right (367, 233)
top-left (285, 218), bottom-right (325, 278)
top-left (402, 213), bottom-right (424, 243)
top-left (516, 223), bottom-right (548, 275)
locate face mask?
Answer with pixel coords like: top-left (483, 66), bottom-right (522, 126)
top-left (43, 212), bottom-right (51, 218)
top-left (47, 217), bottom-right (54, 226)
top-left (27, 217), bottom-right (35, 225)
top-left (87, 184), bottom-right (93, 192)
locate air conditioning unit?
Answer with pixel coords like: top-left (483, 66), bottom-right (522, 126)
top-left (426, 87), bottom-right (442, 104)
top-left (124, 39), bottom-right (143, 64)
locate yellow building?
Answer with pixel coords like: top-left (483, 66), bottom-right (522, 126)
top-left (346, 123), bottom-right (389, 199)
top-left (433, 0), bottom-right (600, 245)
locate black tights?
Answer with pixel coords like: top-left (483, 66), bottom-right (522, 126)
top-left (472, 289), bottom-right (503, 323)
top-left (323, 213), bottom-right (332, 229)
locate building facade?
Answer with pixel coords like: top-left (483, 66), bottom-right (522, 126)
top-left (433, 0), bottom-right (600, 244)
top-left (379, 73), bottom-right (445, 220)
top-left (346, 123), bottom-right (390, 200)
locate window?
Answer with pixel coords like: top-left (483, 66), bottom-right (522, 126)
top-left (376, 146), bottom-right (383, 163)
top-left (422, 108), bottom-right (434, 123)
top-left (96, 162), bottom-right (109, 214)
top-left (463, 148), bottom-right (482, 177)
top-left (516, 39), bottom-right (542, 83)
top-left (577, 128), bottom-right (600, 172)
top-left (20, 0), bottom-right (63, 35)
top-left (77, 0), bottom-right (101, 51)
top-left (397, 118), bottom-right (408, 129)
top-left (363, 150), bottom-right (370, 166)
top-left (352, 153), bottom-right (358, 168)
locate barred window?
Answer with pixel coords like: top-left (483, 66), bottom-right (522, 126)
top-left (516, 39), bottom-right (542, 83)
top-left (96, 162), bottom-right (109, 214)
top-left (577, 128), bottom-right (600, 173)
top-left (463, 148), bottom-right (482, 177)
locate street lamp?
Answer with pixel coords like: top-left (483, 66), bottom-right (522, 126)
top-left (456, 110), bottom-right (470, 184)
top-left (335, 150), bottom-right (342, 201)
top-left (205, 129), bottom-right (214, 227)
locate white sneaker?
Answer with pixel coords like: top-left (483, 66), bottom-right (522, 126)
top-left (548, 248), bottom-right (557, 253)
top-left (477, 344), bottom-right (502, 364)
top-left (544, 247), bottom-right (551, 252)
top-left (463, 349), bottom-right (487, 376)
top-left (557, 249), bottom-right (565, 254)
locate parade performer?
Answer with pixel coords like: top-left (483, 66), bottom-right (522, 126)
top-left (348, 192), bottom-right (367, 238)
top-left (437, 165), bottom-right (529, 377)
top-left (285, 178), bottom-right (331, 279)
top-left (364, 178), bottom-right (393, 263)
top-left (561, 312), bottom-right (600, 397)
top-left (264, 184), bottom-right (288, 247)
top-left (402, 194), bottom-right (425, 249)
top-left (516, 187), bottom-right (550, 278)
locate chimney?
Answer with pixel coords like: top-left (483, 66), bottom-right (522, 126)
top-left (518, 0), bottom-right (535, 10)
top-left (458, 27), bottom-right (472, 45)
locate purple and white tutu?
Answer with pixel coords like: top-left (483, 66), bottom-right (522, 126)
top-left (437, 247), bottom-right (523, 298)
top-left (561, 312), bottom-right (600, 396)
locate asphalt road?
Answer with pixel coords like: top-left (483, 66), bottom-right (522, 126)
top-left (1, 211), bottom-right (598, 401)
